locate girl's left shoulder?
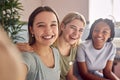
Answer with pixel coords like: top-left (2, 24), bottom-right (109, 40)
top-left (50, 46), bottom-right (60, 56)
top-left (106, 41), bottom-right (116, 49)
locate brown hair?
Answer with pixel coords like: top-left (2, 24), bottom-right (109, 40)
top-left (28, 6), bottom-right (59, 45)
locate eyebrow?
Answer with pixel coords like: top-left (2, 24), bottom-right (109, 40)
top-left (102, 28), bottom-right (111, 31)
top-left (36, 21), bottom-right (57, 25)
top-left (70, 25), bottom-right (84, 29)
top-left (70, 25), bottom-right (76, 27)
top-left (36, 22), bottom-right (44, 25)
top-left (51, 21), bottom-right (57, 23)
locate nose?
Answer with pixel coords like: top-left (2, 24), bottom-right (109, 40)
top-left (73, 30), bottom-right (81, 38)
top-left (96, 31), bottom-right (103, 37)
top-left (44, 25), bottom-right (52, 34)
top-left (74, 30), bottom-right (79, 35)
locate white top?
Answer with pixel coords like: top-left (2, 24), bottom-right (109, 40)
top-left (77, 40), bottom-right (116, 71)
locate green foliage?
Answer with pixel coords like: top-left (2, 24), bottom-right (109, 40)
top-left (0, 0), bottom-right (26, 43)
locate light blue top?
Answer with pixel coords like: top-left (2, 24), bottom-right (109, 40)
top-left (77, 40), bottom-right (116, 72)
top-left (22, 47), bottom-right (60, 80)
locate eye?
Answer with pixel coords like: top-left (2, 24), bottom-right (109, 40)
top-left (70, 25), bottom-right (76, 30)
top-left (94, 29), bottom-right (99, 33)
top-left (51, 23), bottom-right (57, 27)
top-left (103, 31), bottom-right (110, 34)
top-left (36, 22), bottom-right (45, 27)
top-left (38, 24), bottom-right (45, 27)
top-left (79, 28), bottom-right (84, 32)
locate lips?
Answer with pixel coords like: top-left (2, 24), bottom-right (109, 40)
top-left (93, 37), bottom-right (104, 44)
top-left (71, 37), bottom-right (77, 40)
top-left (70, 35), bottom-right (79, 40)
top-left (42, 35), bottom-right (55, 40)
top-left (95, 37), bottom-right (103, 41)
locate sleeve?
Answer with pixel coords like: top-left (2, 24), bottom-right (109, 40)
top-left (76, 44), bottom-right (86, 62)
top-left (22, 53), bottom-right (36, 72)
top-left (108, 44), bottom-right (116, 61)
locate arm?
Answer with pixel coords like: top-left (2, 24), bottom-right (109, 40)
top-left (77, 62), bottom-right (108, 80)
top-left (22, 64), bottom-right (28, 80)
top-left (0, 28), bottom-right (25, 80)
top-left (16, 43), bottom-right (33, 52)
top-left (66, 65), bottom-right (78, 80)
top-left (103, 60), bottom-right (120, 80)
top-left (77, 44), bottom-right (107, 80)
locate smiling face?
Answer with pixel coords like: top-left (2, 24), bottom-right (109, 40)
top-left (61, 19), bottom-right (84, 45)
top-left (92, 21), bottom-right (111, 49)
top-left (30, 11), bottom-right (58, 46)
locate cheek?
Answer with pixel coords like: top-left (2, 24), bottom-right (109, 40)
top-left (31, 27), bottom-right (39, 34)
top-left (78, 33), bottom-right (82, 38)
top-left (66, 29), bottom-right (73, 34)
top-left (92, 32), bottom-right (95, 38)
top-left (33, 30), bottom-right (42, 38)
top-left (34, 28), bottom-right (39, 34)
top-left (34, 33), bottom-right (40, 40)
top-left (78, 31), bottom-right (84, 36)
top-left (106, 34), bottom-right (111, 40)
top-left (108, 34), bottom-right (111, 38)
top-left (53, 27), bottom-right (58, 35)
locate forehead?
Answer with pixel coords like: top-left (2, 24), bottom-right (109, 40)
top-left (69, 19), bottom-right (83, 24)
top-left (67, 19), bottom-right (84, 28)
top-left (34, 11), bottom-right (58, 22)
top-left (94, 21), bottom-right (110, 30)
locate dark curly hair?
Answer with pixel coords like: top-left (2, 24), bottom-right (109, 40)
top-left (86, 18), bottom-right (115, 42)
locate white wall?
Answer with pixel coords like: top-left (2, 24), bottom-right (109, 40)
top-left (19, 0), bottom-right (42, 22)
top-left (19, 0), bottom-right (89, 22)
top-left (43, 0), bottom-right (89, 21)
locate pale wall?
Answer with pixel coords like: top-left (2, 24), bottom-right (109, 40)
top-left (19, 0), bottom-right (89, 22)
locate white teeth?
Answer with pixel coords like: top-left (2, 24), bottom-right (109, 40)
top-left (71, 37), bottom-right (76, 40)
top-left (71, 36), bottom-right (78, 40)
top-left (43, 35), bottom-right (52, 39)
top-left (42, 35), bottom-right (55, 39)
top-left (96, 37), bottom-right (102, 40)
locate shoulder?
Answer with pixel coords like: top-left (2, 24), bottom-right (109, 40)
top-left (21, 52), bottom-right (37, 71)
top-left (21, 52), bottom-right (39, 79)
top-left (106, 41), bottom-right (116, 50)
top-left (51, 47), bottom-right (60, 57)
top-left (51, 46), bottom-right (59, 53)
top-left (105, 42), bottom-right (116, 54)
top-left (78, 40), bottom-right (92, 49)
top-left (22, 52), bottom-right (36, 61)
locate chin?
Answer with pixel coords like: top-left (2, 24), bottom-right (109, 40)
top-left (69, 42), bottom-right (76, 45)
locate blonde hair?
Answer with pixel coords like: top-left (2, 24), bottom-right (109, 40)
top-left (59, 12), bottom-right (86, 36)
top-left (57, 12), bottom-right (86, 47)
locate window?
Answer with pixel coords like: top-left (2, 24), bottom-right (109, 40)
top-left (113, 0), bottom-right (120, 22)
top-left (89, 0), bottom-right (120, 25)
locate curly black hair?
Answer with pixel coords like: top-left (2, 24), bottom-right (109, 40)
top-left (86, 18), bottom-right (115, 42)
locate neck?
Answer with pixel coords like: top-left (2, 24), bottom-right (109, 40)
top-left (93, 43), bottom-right (104, 50)
top-left (31, 43), bottom-right (51, 56)
top-left (57, 36), bottom-right (71, 56)
top-left (32, 43), bottom-right (54, 68)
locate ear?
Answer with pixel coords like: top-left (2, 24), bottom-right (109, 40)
top-left (29, 26), bottom-right (34, 34)
top-left (60, 23), bottom-right (66, 31)
top-left (109, 35), bottom-right (111, 38)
